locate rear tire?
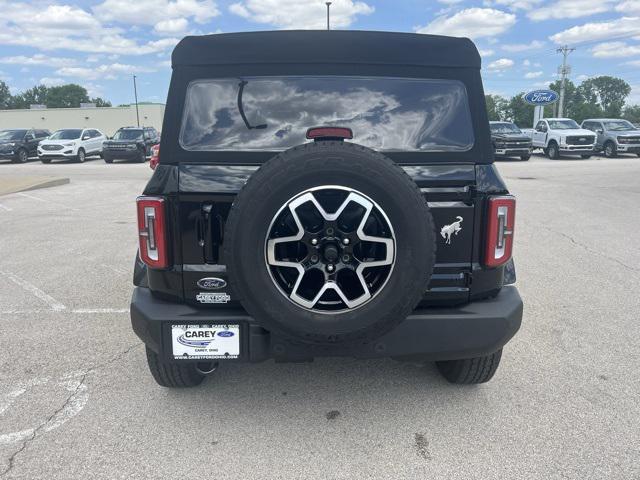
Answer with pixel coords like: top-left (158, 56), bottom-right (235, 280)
top-left (603, 141), bottom-right (617, 158)
top-left (547, 142), bottom-right (560, 159)
top-left (436, 349), bottom-right (502, 384)
top-left (41, 158), bottom-right (51, 164)
top-left (145, 347), bottom-right (207, 388)
top-left (104, 158), bottom-right (113, 164)
top-left (580, 154), bottom-right (591, 159)
top-left (137, 149), bottom-right (146, 163)
top-left (520, 154), bottom-right (530, 161)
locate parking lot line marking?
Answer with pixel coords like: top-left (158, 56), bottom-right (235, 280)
top-left (0, 203), bottom-right (12, 211)
top-left (71, 308), bottom-right (129, 313)
top-left (0, 270), bottom-right (66, 311)
top-left (16, 192), bottom-right (79, 211)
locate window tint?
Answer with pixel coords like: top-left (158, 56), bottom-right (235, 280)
top-left (0, 130), bottom-right (28, 141)
top-left (548, 119), bottom-right (579, 129)
top-left (603, 120), bottom-right (635, 131)
top-left (180, 76), bottom-right (475, 152)
top-left (50, 129), bottom-right (82, 140)
top-left (490, 122), bottom-right (520, 134)
top-left (113, 129), bottom-right (143, 140)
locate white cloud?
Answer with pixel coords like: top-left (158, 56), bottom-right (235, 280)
top-left (0, 1), bottom-right (182, 55)
top-left (615, 0), bottom-right (640, 14)
top-left (523, 59), bottom-right (531, 66)
top-left (56, 63), bottom-right (156, 81)
top-left (528, 0), bottom-right (617, 21)
top-left (486, 57), bottom-right (515, 71)
top-left (550, 17), bottom-right (640, 45)
top-left (486, 0), bottom-right (543, 10)
top-left (438, 0), bottom-right (464, 4)
top-left (502, 40), bottom-right (545, 52)
top-left (0, 54), bottom-right (75, 68)
top-left (591, 41), bottom-right (640, 57)
top-left (229, 0), bottom-right (373, 29)
top-left (416, 8), bottom-right (516, 39)
top-left (524, 70), bottom-right (543, 78)
top-left (154, 18), bottom-right (190, 34)
top-left (479, 49), bottom-right (495, 57)
top-left (627, 84), bottom-right (640, 104)
top-left (624, 59), bottom-right (640, 66)
top-left (39, 77), bottom-right (67, 87)
top-left (94, 0), bottom-right (219, 25)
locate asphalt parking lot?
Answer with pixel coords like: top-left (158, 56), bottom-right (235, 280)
top-left (1, 153), bottom-right (639, 479)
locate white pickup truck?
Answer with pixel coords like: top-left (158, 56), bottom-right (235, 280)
top-left (527, 118), bottom-right (596, 159)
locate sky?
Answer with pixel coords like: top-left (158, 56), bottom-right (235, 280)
top-left (0, 0), bottom-right (639, 106)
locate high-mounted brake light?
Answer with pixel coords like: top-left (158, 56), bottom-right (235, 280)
top-left (136, 196), bottom-right (168, 268)
top-left (483, 196), bottom-right (516, 268)
top-left (149, 144), bottom-right (159, 170)
top-left (306, 127), bottom-right (353, 140)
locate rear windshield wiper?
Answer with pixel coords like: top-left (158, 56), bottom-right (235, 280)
top-left (237, 80), bottom-right (267, 130)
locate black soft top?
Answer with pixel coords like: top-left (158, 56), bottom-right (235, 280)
top-left (172, 30), bottom-right (481, 69)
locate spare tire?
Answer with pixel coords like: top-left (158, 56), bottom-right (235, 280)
top-left (224, 141), bottom-right (435, 344)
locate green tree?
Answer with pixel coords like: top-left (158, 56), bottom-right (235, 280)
top-left (91, 97), bottom-right (112, 107)
top-left (485, 94), bottom-right (508, 121)
top-left (10, 85), bottom-right (49, 109)
top-left (0, 80), bottom-right (12, 109)
top-left (547, 79), bottom-right (583, 118)
top-left (45, 84), bottom-right (90, 108)
top-left (505, 93), bottom-right (536, 128)
top-left (623, 105), bottom-right (640, 124)
top-left (577, 76), bottom-right (631, 118)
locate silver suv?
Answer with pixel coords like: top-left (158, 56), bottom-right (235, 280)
top-left (581, 119), bottom-right (640, 158)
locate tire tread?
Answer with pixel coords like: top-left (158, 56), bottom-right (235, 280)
top-left (145, 347), bottom-right (204, 388)
top-left (436, 349), bottom-right (502, 384)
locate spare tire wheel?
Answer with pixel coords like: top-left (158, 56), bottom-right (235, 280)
top-left (224, 141), bottom-right (436, 344)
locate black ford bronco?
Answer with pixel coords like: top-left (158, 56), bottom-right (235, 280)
top-left (130, 31), bottom-right (523, 388)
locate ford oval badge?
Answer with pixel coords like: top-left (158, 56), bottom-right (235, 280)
top-left (197, 277), bottom-right (227, 290)
top-left (523, 89), bottom-right (559, 106)
top-left (217, 331), bottom-right (235, 337)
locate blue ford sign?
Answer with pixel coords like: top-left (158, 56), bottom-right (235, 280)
top-left (523, 90), bottom-right (559, 106)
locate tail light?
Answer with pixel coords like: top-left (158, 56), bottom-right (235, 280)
top-left (149, 144), bottom-right (159, 170)
top-left (483, 196), bottom-right (515, 268)
top-left (136, 196), bottom-right (168, 268)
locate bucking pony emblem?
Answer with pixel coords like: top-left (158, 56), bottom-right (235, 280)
top-left (440, 216), bottom-right (463, 244)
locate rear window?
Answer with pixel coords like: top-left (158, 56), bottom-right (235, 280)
top-left (180, 76), bottom-right (474, 152)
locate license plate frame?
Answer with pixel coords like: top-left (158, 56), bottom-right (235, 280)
top-left (171, 324), bottom-right (240, 360)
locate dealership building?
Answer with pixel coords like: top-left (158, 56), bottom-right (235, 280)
top-left (0, 104), bottom-right (165, 137)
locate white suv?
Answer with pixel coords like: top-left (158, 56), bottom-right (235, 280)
top-left (38, 128), bottom-right (106, 163)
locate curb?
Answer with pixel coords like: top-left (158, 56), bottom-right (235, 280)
top-left (0, 176), bottom-right (70, 196)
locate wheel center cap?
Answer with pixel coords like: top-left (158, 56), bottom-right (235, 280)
top-left (322, 243), bottom-right (339, 263)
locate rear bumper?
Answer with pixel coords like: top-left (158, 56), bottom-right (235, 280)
top-left (131, 285), bottom-right (523, 363)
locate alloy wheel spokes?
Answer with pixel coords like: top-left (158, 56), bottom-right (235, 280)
top-left (265, 186), bottom-right (395, 312)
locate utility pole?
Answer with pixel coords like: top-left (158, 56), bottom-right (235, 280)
top-left (326, 2), bottom-right (331, 30)
top-left (556, 45), bottom-right (575, 118)
top-left (133, 74), bottom-right (140, 127)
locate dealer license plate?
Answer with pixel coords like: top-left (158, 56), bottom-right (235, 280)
top-left (171, 324), bottom-right (240, 360)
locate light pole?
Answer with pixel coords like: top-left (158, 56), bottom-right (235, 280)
top-left (326, 2), bottom-right (331, 30)
top-left (133, 74), bottom-right (140, 127)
